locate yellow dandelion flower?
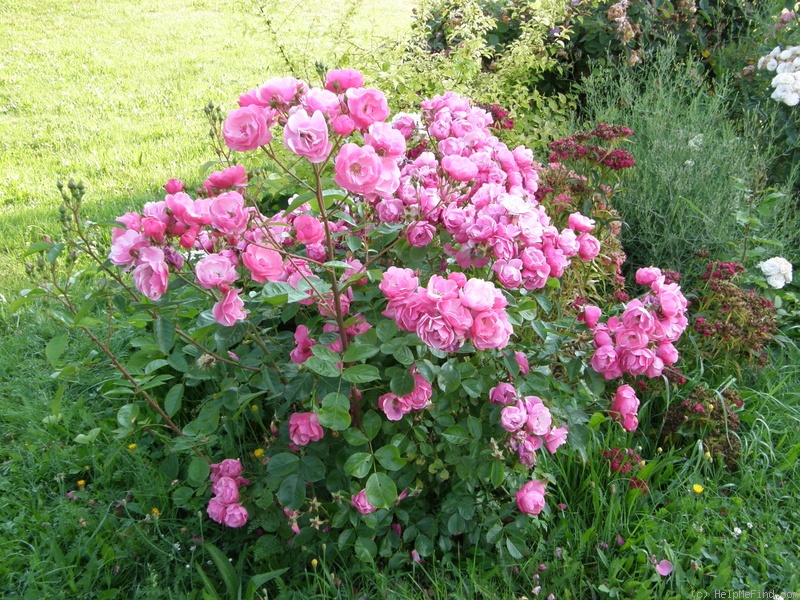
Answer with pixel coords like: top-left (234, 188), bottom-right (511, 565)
top-left (253, 448), bottom-right (264, 458)
top-left (251, 405), bottom-right (259, 413)
top-left (128, 443), bottom-right (137, 451)
top-left (692, 484), bottom-right (704, 494)
top-left (704, 451), bottom-right (711, 460)
top-left (77, 480), bottom-right (86, 490)
top-left (151, 507), bottom-right (161, 517)
top-left (311, 558), bottom-right (318, 568)
top-left (708, 404), bottom-right (714, 412)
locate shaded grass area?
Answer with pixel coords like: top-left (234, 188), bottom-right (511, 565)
top-left (0, 0), bottom-right (412, 295)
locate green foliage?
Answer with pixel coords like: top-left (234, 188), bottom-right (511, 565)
top-left (579, 42), bottom-right (799, 284)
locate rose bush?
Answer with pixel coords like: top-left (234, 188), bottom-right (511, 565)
top-left (24, 69), bottom-right (689, 567)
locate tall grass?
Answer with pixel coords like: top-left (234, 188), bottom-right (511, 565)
top-left (578, 42), bottom-right (800, 283)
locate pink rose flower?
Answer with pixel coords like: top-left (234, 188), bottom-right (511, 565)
top-left (544, 426), bottom-right (569, 453)
top-left (351, 489), bottom-right (377, 514)
top-left (222, 503), bottom-right (249, 528)
top-left (213, 287), bottom-right (247, 326)
top-left (514, 351), bottom-right (530, 375)
top-left (619, 347), bottom-right (655, 376)
top-left (568, 212), bottom-right (595, 232)
top-left (209, 191), bottom-right (249, 236)
top-left (288, 412), bottom-right (324, 446)
top-left (109, 229), bottom-right (149, 270)
top-left (365, 122), bottom-right (406, 159)
top-left (132, 247), bottom-right (170, 300)
top-left (210, 458), bottom-right (243, 483)
top-left (256, 76), bottom-right (305, 107)
top-left (378, 393), bottom-right (409, 421)
top-left (577, 233), bottom-right (601, 261)
top-left (516, 479), bottom-right (547, 515)
top-left (195, 253), bottom-right (238, 289)
top-left (331, 114), bottom-right (355, 136)
top-left (242, 244), bottom-right (285, 283)
top-left (375, 197), bottom-right (405, 223)
top-left (379, 266), bottom-right (419, 299)
top-left (610, 384), bottom-right (640, 432)
top-left (470, 309), bottom-right (512, 350)
top-left (222, 106), bottom-right (273, 152)
top-left (580, 305), bottom-right (602, 329)
top-left (207, 498), bottom-right (228, 524)
top-left (591, 344), bottom-right (619, 377)
top-left (656, 342), bottom-right (679, 365)
top-left (164, 178), bottom-right (184, 194)
top-left (301, 88), bottom-right (340, 116)
top-left (204, 164), bottom-right (248, 194)
top-left (346, 88), bottom-right (390, 130)
top-left (283, 109), bottom-right (333, 163)
top-left (460, 278), bottom-right (497, 312)
top-left (527, 403), bottom-right (553, 436)
top-left (405, 221), bottom-right (436, 247)
top-left (333, 143), bottom-right (383, 195)
top-left (325, 69), bottom-right (365, 93)
top-left (635, 267), bottom-right (663, 286)
top-left (442, 155), bottom-right (478, 181)
top-left (293, 214), bottom-right (325, 245)
top-left (211, 476), bottom-right (240, 505)
top-left (416, 313), bottom-right (462, 352)
top-left (404, 371), bottom-right (433, 410)
top-left (489, 382), bottom-right (517, 405)
top-left (500, 403), bottom-right (528, 432)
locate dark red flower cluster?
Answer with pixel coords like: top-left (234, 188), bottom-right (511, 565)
top-left (479, 102), bottom-right (515, 130)
top-left (603, 447), bottom-right (648, 493)
top-left (701, 261), bottom-right (745, 282)
top-left (547, 124), bottom-right (635, 171)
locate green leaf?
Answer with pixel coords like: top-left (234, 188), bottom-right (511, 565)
top-left (344, 452), bottom-right (373, 478)
top-left (461, 379), bottom-right (483, 398)
top-left (304, 356), bottom-right (341, 378)
top-left (46, 242), bottom-right (65, 264)
top-left (154, 316), bottom-right (175, 354)
top-left (246, 570), bottom-right (289, 598)
top-left (214, 320), bottom-right (249, 351)
top-left (144, 359), bottom-right (170, 374)
top-left (390, 370), bottom-right (415, 396)
top-left (365, 472), bottom-right (397, 508)
top-left (299, 456), bottom-right (325, 482)
top-left (354, 537), bottom-right (377, 561)
top-left (45, 334), bottom-right (68, 368)
top-left (318, 393), bottom-right (351, 430)
top-left (164, 384), bottom-right (184, 418)
top-left (376, 320), bottom-right (397, 342)
top-left (467, 416), bottom-right (482, 438)
top-left (437, 363), bottom-right (461, 394)
top-left (506, 537), bottom-right (524, 559)
top-left (534, 294), bottom-right (552, 313)
top-left (266, 453), bottom-right (300, 478)
top-left (311, 345), bottom-right (341, 363)
top-left (489, 461), bottom-right (505, 487)
top-left (442, 425), bottom-right (470, 445)
top-left (278, 474), bottom-right (305, 509)
top-left (362, 410), bottom-right (382, 440)
top-left (24, 240), bottom-right (54, 255)
top-left (74, 428), bottom-right (101, 445)
top-left (343, 343), bottom-right (380, 362)
top-left (117, 404), bottom-right (139, 427)
top-left (204, 543), bottom-right (238, 600)
top-left (343, 428), bottom-right (369, 446)
top-left (374, 445), bottom-right (407, 471)
top-left (187, 457), bottom-right (210, 486)
top-left (342, 364), bottom-right (380, 383)
top-left (172, 486), bottom-right (194, 506)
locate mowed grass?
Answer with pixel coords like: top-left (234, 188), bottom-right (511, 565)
top-left (0, 0), bottom-right (413, 296)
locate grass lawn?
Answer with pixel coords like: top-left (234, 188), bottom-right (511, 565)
top-left (0, 0), bottom-right (413, 296)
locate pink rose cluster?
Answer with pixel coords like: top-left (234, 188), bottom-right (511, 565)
top-left (380, 268), bottom-right (513, 352)
top-left (206, 459), bottom-right (250, 528)
top-left (490, 383), bottom-right (569, 466)
top-left (589, 267), bottom-right (688, 380)
top-left (362, 91), bottom-right (600, 291)
top-left (377, 367), bottom-right (433, 420)
top-left (227, 71), bottom-right (401, 198)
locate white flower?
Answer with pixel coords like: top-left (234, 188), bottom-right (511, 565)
top-left (767, 58), bottom-right (779, 71)
top-left (780, 49), bottom-right (794, 61)
top-left (685, 159), bottom-right (695, 167)
top-left (785, 92), bottom-right (800, 106)
top-left (758, 256), bottom-right (793, 288)
top-left (688, 134), bottom-right (704, 150)
top-left (733, 527), bottom-right (742, 537)
top-left (747, 522), bottom-right (753, 529)
top-left (771, 46), bottom-right (782, 58)
top-left (759, 56), bottom-right (769, 69)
